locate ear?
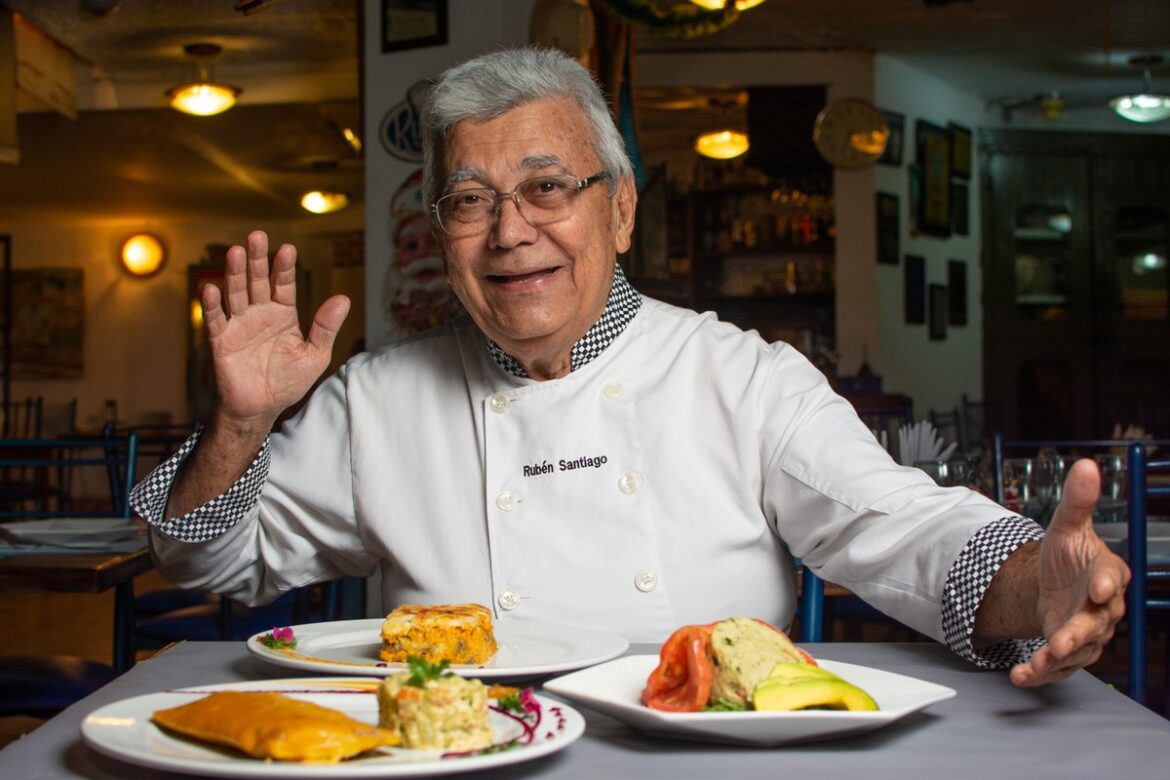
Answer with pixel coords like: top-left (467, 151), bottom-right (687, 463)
top-left (611, 175), bottom-right (638, 255)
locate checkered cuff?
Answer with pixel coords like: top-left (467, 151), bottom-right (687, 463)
top-left (942, 517), bottom-right (1047, 668)
top-left (129, 426), bottom-right (272, 543)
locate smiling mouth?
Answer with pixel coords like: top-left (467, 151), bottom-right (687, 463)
top-left (486, 267), bottom-right (559, 284)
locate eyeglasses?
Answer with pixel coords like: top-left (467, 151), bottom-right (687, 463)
top-left (432, 171), bottom-right (610, 237)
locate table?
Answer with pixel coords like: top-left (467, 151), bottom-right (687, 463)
top-left (0, 545), bottom-right (151, 671)
top-left (3, 641), bottom-right (1168, 779)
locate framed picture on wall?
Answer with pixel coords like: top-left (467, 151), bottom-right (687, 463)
top-left (878, 111), bottom-right (904, 166)
top-left (915, 120), bottom-right (952, 237)
top-left (949, 122), bottom-right (972, 180)
top-left (876, 192), bottom-right (900, 265)
top-left (948, 260), bottom-right (968, 326)
top-left (382, 0), bottom-right (448, 53)
top-left (905, 254), bottom-right (926, 324)
top-left (952, 181), bottom-right (970, 236)
top-left (929, 284), bottom-right (948, 340)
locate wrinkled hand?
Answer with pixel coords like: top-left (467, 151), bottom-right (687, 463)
top-left (1011, 458), bottom-right (1130, 686)
top-left (203, 230), bottom-right (351, 428)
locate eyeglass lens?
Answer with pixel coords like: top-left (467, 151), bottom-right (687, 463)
top-left (435, 173), bottom-right (604, 235)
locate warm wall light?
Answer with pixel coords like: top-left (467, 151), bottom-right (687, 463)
top-left (694, 129), bottom-right (750, 159)
top-left (120, 233), bottom-right (166, 277)
top-left (300, 190), bottom-right (350, 214)
top-left (167, 43), bottom-right (241, 117)
top-left (690, 0), bottom-right (766, 10)
top-left (1110, 55), bottom-right (1170, 124)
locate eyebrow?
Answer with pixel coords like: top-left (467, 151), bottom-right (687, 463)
top-left (442, 156), bottom-right (569, 193)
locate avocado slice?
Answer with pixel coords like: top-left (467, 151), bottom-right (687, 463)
top-left (752, 677), bottom-right (879, 711)
top-left (765, 661), bottom-right (842, 682)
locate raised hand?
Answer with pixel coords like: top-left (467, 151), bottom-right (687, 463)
top-left (202, 230), bottom-right (351, 429)
top-left (1010, 458), bottom-right (1130, 686)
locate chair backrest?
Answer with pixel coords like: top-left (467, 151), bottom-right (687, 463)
top-left (0, 433), bottom-right (138, 520)
top-left (3, 397), bottom-right (43, 439)
top-left (798, 564), bottom-right (824, 643)
top-left (1124, 442), bottom-right (1170, 706)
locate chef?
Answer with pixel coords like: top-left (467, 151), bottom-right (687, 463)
top-left (133, 47), bottom-right (1126, 687)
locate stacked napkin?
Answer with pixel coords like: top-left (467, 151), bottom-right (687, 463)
top-left (897, 420), bottom-right (957, 466)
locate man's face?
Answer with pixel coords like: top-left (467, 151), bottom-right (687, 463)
top-left (436, 98), bottom-right (635, 369)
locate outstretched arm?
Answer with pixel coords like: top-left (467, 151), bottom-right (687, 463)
top-left (972, 458), bottom-right (1130, 686)
top-left (168, 230), bottom-right (350, 518)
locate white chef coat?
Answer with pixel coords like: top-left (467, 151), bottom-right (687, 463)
top-left (149, 299), bottom-right (1013, 644)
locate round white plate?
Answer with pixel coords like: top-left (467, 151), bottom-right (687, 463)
top-left (543, 655), bottom-right (956, 746)
top-left (81, 677), bottom-right (584, 778)
top-left (246, 618), bottom-right (629, 679)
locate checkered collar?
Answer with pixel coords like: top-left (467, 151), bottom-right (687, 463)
top-left (485, 264), bottom-right (642, 378)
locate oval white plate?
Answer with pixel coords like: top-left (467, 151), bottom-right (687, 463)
top-left (543, 655), bottom-right (956, 746)
top-left (246, 618), bottom-right (628, 679)
top-left (82, 677), bottom-right (584, 778)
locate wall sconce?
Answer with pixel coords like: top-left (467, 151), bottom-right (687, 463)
top-left (120, 233), bottom-right (166, 277)
top-left (300, 190), bottom-right (350, 214)
top-left (694, 129), bottom-right (750, 159)
top-left (167, 43), bottom-right (241, 117)
top-left (690, 0), bottom-right (766, 9)
top-left (1110, 55), bottom-right (1170, 124)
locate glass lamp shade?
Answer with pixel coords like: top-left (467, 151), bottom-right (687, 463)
top-left (690, 0), bottom-right (766, 9)
top-left (120, 233), bottom-right (166, 276)
top-left (167, 82), bottom-right (240, 116)
top-left (694, 129), bottom-right (750, 160)
top-left (300, 191), bottom-right (350, 214)
top-left (1109, 92), bottom-right (1170, 123)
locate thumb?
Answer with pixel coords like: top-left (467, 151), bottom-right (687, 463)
top-left (1047, 458), bottom-right (1100, 533)
top-left (306, 294), bottom-right (352, 355)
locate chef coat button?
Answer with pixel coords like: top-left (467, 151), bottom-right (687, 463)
top-left (495, 492), bottom-right (518, 512)
top-left (635, 569), bottom-right (659, 592)
top-left (602, 381), bottom-right (625, 400)
top-left (498, 589), bottom-right (521, 611)
top-left (488, 393), bottom-right (511, 414)
top-left (618, 471), bottom-right (642, 494)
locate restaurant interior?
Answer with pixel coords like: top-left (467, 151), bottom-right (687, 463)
top-left (1, 0), bottom-right (1169, 756)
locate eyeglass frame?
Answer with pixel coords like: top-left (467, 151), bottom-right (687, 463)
top-left (430, 171), bottom-right (611, 236)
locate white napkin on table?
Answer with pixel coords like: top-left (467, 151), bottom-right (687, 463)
top-left (897, 420), bottom-right (957, 466)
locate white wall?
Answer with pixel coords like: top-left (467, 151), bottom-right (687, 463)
top-left (873, 55), bottom-right (997, 419)
top-left (362, 0), bottom-right (537, 350)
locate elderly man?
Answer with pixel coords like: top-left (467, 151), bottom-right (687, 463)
top-left (132, 47), bottom-right (1126, 687)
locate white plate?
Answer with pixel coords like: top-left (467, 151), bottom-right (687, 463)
top-left (246, 619), bottom-right (629, 680)
top-left (0, 517), bottom-right (143, 548)
top-left (81, 677), bottom-right (584, 778)
top-left (1094, 521), bottom-right (1170, 562)
top-left (543, 654), bottom-right (956, 746)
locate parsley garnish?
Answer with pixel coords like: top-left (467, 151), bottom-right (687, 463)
top-left (703, 698), bottom-right (748, 712)
top-left (406, 656), bottom-right (450, 687)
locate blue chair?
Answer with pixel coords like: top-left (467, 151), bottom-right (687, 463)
top-left (0, 432), bottom-right (139, 717)
top-left (1125, 442), bottom-right (1170, 708)
top-left (798, 564), bottom-right (824, 642)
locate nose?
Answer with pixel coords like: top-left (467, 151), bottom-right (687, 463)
top-left (490, 191), bottom-right (538, 248)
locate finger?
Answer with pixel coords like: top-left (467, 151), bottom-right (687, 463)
top-left (246, 230), bottom-right (273, 305)
top-left (224, 244), bottom-right (249, 317)
top-left (202, 283), bottom-right (227, 339)
top-left (305, 295), bottom-right (352, 356)
top-left (1088, 557), bottom-right (1129, 605)
top-left (1047, 604), bottom-right (1114, 660)
top-left (1047, 459), bottom-right (1101, 533)
top-left (271, 243), bottom-right (298, 307)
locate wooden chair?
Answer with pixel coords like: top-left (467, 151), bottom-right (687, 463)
top-left (3, 396), bottom-right (43, 439)
top-left (0, 434), bottom-right (138, 520)
top-left (1125, 442), bottom-right (1170, 708)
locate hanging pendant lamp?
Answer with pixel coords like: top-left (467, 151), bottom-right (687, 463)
top-left (1109, 55), bottom-right (1170, 124)
top-left (167, 43), bottom-right (241, 117)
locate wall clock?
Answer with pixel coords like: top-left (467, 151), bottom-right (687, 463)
top-left (812, 98), bottom-right (890, 169)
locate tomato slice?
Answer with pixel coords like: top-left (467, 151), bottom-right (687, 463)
top-left (642, 624), bottom-right (715, 712)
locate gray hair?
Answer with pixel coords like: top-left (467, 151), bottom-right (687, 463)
top-left (420, 47), bottom-right (633, 209)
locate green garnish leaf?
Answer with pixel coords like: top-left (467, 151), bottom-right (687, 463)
top-left (405, 656), bottom-right (450, 687)
top-left (703, 698), bottom-right (748, 712)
